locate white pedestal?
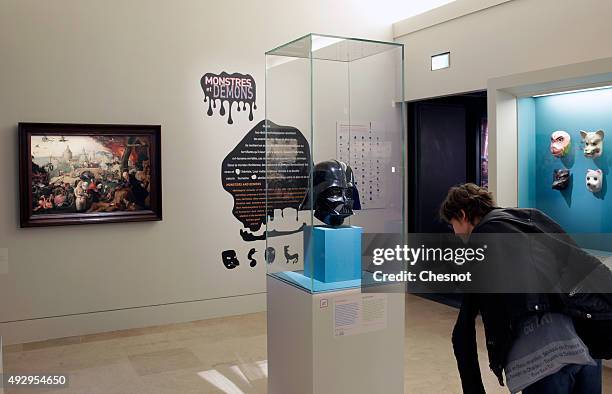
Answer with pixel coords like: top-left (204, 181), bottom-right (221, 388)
top-left (267, 275), bottom-right (405, 394)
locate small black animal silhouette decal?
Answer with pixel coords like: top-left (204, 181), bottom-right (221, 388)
top-left (284, 245), bottom-right (299, 264)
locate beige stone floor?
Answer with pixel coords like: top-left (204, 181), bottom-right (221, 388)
top-left (2, 295), bottom-right (611, 393)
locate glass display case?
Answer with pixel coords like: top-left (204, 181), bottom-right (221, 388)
top-left (517, 86), bottom-right (612, 251)
top-left (265, 34), bottom-right (405, 293)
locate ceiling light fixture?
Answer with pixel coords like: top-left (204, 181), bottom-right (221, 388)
top-left (532, 85), bottom-right (612, 98)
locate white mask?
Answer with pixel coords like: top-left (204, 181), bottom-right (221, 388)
top-left (586, 169), bottom-right (603, 193)
top-left (580, 130), bottom-right (605, 158)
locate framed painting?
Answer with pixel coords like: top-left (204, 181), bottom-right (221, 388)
top-left (19, 123), bottom-right (162, 227)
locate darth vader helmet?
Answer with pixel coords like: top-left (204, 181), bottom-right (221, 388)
top-left (300, 160), bottom-right (361, 226)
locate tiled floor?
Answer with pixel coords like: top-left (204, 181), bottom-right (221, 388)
top-left (2, 295), bottom-right (611, 393)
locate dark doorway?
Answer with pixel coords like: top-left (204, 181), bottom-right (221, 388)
top-left (407, 91), bottom-right (488, 234)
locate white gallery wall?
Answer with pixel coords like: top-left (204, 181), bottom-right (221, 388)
top-left (395, 0), bottom-right (612, 101)
top-left (394, 0), bottom-right (612, 208)
top-left (0, 0), bottom-right (453, 344)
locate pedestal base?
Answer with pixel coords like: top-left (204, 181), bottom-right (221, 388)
top-left (267, 274), bottom-right (405, 394)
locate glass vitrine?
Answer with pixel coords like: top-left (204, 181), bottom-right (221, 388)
top-left (265, 34), bottom-right (405, 292)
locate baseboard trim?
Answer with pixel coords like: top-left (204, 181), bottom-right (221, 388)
top-left (0, 292), bottom-right (266, 345)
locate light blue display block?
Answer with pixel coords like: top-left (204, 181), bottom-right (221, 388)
top-left (303, 225), bottom-right (362, 283)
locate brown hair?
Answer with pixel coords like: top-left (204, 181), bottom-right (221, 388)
top-left (439, 183), bottom-right (496, 224)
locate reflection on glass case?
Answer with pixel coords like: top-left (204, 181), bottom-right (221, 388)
top-left (518, 87), bottom-right (612, 251)
top-left (265, 34), bottom-right (405, 293)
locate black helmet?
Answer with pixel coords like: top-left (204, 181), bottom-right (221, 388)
top-left (300, 160), bottom-right (360, 226)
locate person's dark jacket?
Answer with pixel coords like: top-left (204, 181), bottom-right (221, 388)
top-left (452, 208), bottom-right (612, 394)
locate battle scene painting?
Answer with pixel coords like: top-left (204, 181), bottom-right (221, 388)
top-left (19, 123), bottom-right (162, 227)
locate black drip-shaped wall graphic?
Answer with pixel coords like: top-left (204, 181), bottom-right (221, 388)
top-left (221, 120), bottom-right (311, 236)
top-left (201, 72), bottom-right (257, 124)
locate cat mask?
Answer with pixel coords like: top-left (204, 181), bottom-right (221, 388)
top-left (586, 169), bottom-right (603, 193)
top-left (580, 130), bottom-right (604, 158)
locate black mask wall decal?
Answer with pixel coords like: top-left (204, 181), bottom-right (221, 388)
top-left (552, 169), bottom-right (571, 190)
top-left (300, 160), bottom-right (361, 226)
top-left (221, 250), bottom-right (240, 269)
top-left (265, 246), bottom-right (276, 264)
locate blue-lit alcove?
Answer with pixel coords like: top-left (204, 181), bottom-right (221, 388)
top-left (518, 87), bottom-right (612, 251)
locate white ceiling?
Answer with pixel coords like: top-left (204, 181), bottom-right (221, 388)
top-left (353, 0), bottom-right (456, 24)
